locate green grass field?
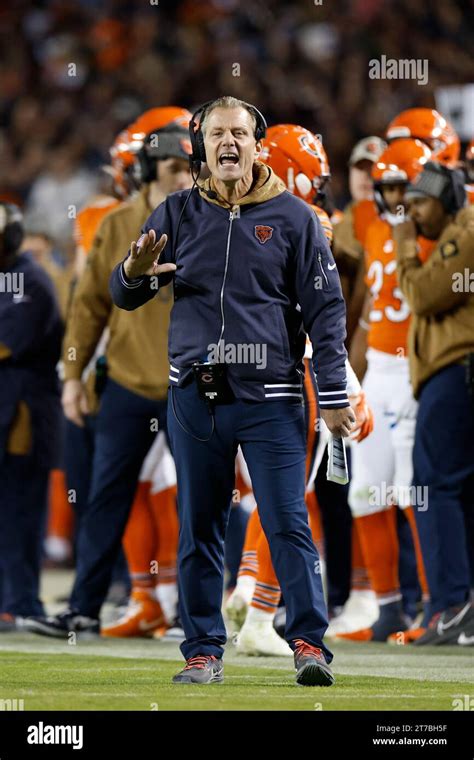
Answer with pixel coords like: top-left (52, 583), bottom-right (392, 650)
top-left (0, 634), bottom-right (471, 711)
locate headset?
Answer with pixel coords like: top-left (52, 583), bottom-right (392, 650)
top-left (188, 98), bottom-right (267, 172)
top-left (410, 161), bottom-right (466, 215)
top-left (134, 124), bottom-right (191, 186)
top-left (0, 202), bottom-right (24, 255)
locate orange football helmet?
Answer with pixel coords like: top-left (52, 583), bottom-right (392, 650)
top-left (105, 126), bottom-right (136, 199)
top-left (260, 124), bottom-right (330, 204)
top-left (129, 106), bottom-right (192, 145)
top-left (385, 108), bottom-right (460, 167)
top-left (372, 138), bottom-right (432, 213)
top-left (372, 138), bottom-right (432, 185)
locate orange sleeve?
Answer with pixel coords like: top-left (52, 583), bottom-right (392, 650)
top-left (75, 201), bottom-right (120, 255)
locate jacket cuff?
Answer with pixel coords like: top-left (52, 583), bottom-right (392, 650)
top-left (119, 262), bottom-right (146, 289)
top-left (63, 362), bottom-right (84, 381)
top-left (318, 383), bottom-right (349, 409)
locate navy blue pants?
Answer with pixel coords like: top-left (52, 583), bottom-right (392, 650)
top-left (70, 379), bottom-right (167, 618)
top-left (0, 453), bottom-right (48, 616)
top-left (64, 415), bottom-right (96, 527)
top-left (168, 379), bottom-right (332, 661)
top-left (64, 415), bottom-right (129, 588)
top-left (413, 364), bottom-right (474, 613)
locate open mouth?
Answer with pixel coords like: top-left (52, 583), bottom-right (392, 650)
top-left (219, 153), bottom-right (239, 166)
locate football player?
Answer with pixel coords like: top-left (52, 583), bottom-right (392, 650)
top-left (341, 139), bottom-right (434, 642)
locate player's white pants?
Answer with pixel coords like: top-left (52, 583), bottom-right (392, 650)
top-left (139, 431), bottom-right (177, 494)
top-left (349, 348), bottom-right (417, 517)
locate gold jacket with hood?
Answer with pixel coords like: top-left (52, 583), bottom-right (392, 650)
top-left (396, 205), bottom-right (474, 398)
top-left (63, 188), bottom-right (173, 402)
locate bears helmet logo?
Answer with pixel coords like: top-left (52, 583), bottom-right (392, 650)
top-left (254, 225), bottom-right (274, 244)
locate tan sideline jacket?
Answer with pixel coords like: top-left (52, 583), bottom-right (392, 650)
top-left (63, 188), bottom-right (172, 402)
top-left (396, 205), bottom-right (474, 398)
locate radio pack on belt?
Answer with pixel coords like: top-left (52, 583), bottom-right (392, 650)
top-left (94, 356), bottom-right (108, 398)
top-left (192, 362), bottom-right (233, 404)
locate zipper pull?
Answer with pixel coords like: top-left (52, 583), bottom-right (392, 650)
top-left (318, 251), bottom-right (329, 287)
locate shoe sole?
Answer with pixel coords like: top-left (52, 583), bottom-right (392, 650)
top-left (413, 630), bottom-right (464, 646)
top-left (24, 623), bottom-right (99, 640)
top-left (296, 663), bottom-right (335, 687)
top-left (22, 622), bottom-right (69, 638)
top-left (172, 673), bottom-right (224, 684)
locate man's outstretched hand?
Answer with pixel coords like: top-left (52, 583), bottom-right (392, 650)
top-left (123, 229), bottom-right (177, 279)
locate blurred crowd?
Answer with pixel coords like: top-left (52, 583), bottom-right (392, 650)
top-left (1, 0), bottom-right (474, 256)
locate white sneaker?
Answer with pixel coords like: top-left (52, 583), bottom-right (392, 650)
top-left (236, 619), bottom-right (293, 656)
top-left (325, 590), bottom-right (379, 637)
top-left (225, 575), bottom-right (255, 630)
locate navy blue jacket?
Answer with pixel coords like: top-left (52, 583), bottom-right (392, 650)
top-left (0, 252), bottom-right (62, 466)
top-left (110, 185), bottom-right (348, 408)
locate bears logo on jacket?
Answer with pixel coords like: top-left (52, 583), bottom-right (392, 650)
top-left (254, 225), bottom-right (274, 244)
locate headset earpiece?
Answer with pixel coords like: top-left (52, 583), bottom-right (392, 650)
top-left (135, 146), bottom-right (158, 185)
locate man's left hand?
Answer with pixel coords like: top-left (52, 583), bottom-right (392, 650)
top-left (320, 406), bottom-right (356, 438)
top-left (393, 219), bottom-right (417, 245)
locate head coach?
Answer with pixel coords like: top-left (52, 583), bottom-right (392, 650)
top-left (110, 96), bottom-right (355, 686)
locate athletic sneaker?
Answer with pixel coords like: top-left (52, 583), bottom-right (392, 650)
top-left (336, 600), bottom-right (408, 642)
top-left (172, 655), bottom-right (224, 684)
top-left (154, 616), bottom-right (185, 642)
top-left (293, 639), bottom-right (335, 686)
top-left (325, 590), bottom-right (379, 637)
top-left (413, 602), bottom-right (474, 646)
top-left (236, 619), bottom-right (293, 656)
top-left (225, 576), bottom-right (255, 630)
top-left (23, 609), bottom-right (100, 639)
top-left (101, 589), bottom-right (164, 638)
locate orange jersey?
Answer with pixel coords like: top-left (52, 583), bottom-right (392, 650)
top-left (74, 196), bottom-right (120, 253)
top-left (365, 220), bottom-right (436, 354)
top-left (353, 199), bottom-right (378, 248)
top-left (365, 217), bottom-right (410, 355)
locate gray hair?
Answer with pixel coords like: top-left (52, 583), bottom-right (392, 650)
top-left (200, 96), bottom-right (257, 136)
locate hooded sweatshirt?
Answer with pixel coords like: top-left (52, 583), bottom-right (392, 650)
top-left (110, 162), bottom-right (349, 408)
